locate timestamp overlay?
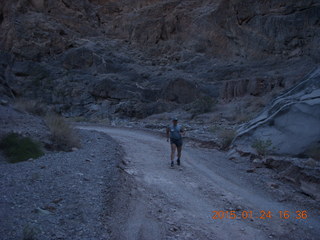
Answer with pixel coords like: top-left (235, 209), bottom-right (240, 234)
top-left (209, 206), bottom-right (320, 240)
top-left (211, 210), bottom-right (310, 220)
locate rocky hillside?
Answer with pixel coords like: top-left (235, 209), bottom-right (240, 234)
top-left (0, 0), bottom-right (319, 119)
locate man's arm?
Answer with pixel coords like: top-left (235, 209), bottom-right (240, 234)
top-left (180, 126), bottom-right (186, 136)
top-left (166, 127), bottom-right (170, 141)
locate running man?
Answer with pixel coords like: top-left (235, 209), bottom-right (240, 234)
top-left (166, 117), bottom-right (185, 167)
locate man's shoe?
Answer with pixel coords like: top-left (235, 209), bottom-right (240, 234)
top-left (177, 158), bottom-right (180, 166)
top-left (171, 161), bottom-right (174, 167)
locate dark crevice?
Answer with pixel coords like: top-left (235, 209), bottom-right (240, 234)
top-left (237, 16), bottom-right (254, 25)
top-left (15, 72), bottom-right (29, 77)
top-left (61, 0), bottom-right (71, 9)
top-left (0, 13), bottom-right (3, 25)
top-left (59, 30), bottom-right (67, 36)
top-left (66, 44), bottom-right (74, 49)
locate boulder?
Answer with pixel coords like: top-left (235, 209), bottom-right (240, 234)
top-left (90, 75), bottom-right (141, 101)
top-left (30, 0), bottom-right (45, 11)
top-left (161, 78), bottom-right (201, 104)
top-left (300, 180), bottom-right (320, 200)
top-left (63, 47), bottom-right (95, 70)
top-left (234, 68), bottom-right (320, 156)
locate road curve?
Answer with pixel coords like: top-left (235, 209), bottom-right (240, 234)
top-left (77, 125), bottom-right (320, 240)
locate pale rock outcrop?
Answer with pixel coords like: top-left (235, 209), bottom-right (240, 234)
top-left (234, 68), bottom-right (320, 156)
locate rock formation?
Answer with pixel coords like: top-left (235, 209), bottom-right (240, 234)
top-left (0, 0), bottom-right (319, 119)
top-left (234, 67), bottom-right (320, 156)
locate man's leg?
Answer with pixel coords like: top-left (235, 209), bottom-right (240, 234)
top-left (171, 143), bottom-right (177, 167)
top-left (177, 145), bottom-right (182, 165)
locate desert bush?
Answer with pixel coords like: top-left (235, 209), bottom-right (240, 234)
top-left (232, 103), bottom-right (253, 123)
top-left (218, 129), bottom-right (236, 150)
top-left (23, 224), bottom-right (39, 240)
top-left (305, 143), bottom-right (320, 160)
top-left (190, 96), bottom-right (215, 115)
top-left (235, 112), bottom-right (252, 123)
top-left (70, 116), bottom-right (88, 122)
top-left (209, 125), bottom-right (221, 134)
top-left (0, 133), bottom-right (44, 163)
top-left (14, 98), bottom-right (46, 116)
top-left (45, 113), bottom-right (80, 151)
top-left (251, 139), bottom-right (273, 156)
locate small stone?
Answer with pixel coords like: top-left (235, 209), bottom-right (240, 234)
top-left (268, 182), bottom-right (279, 189)
top-left (169, 226), bottom-right (179, 232)
top-left (35, 207), bottom-right (51, 215)
top-left (246, 169), bottom-right (255, 173)
top-left (52, 198), bottom-right (63, 204)
top-left (0, 99), bottom-right (9, 105)
top-left (252, 159), bottom-right (265, 168)
top-left (43, 205), bottom-right (57, 212)
top-left (235, 206), bottom-right (243, 211)
top-left (72, 147), bottom-right (78, 151)
top-left (227, 149), bottom-right (239, 160)
top-left (305, 158), bottom-right (317, 167)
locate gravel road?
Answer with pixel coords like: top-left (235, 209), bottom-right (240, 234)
top-left (1, 123), bottom-right (319, 240)
top-left (77, 125), bottom-right (320, 240)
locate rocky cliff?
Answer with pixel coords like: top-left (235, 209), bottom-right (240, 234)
top-left (0, 0), bottom-right (319, 119)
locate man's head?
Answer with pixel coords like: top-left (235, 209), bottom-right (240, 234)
top-left (172, 117), bottom-right (178, 125)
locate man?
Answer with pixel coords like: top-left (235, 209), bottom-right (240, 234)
top-left (166, 117), bottom-right (185, 167)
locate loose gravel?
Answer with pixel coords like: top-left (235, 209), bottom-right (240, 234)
top-left (0, 129), bottom-right (122, 240)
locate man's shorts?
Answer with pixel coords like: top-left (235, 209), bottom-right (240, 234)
top-left (170, 138), bottom-right (183, 147)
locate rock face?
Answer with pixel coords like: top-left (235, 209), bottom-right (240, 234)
top-left (1, 0), bottom-right (319, 60)
top-left (111, 0), bottom-right (320, 60)
top-left (161, 78), bottom-right (201, 104)
top-left (234, 68), bottom-right (320, 156)
top-left (0, 0), bottom-right (320, 119)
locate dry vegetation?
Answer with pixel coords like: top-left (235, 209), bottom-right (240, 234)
top-left (13, 98), bottom-right (47, 116)
top-left (13, 98), bottom-right (81, 152)
top-left (251, 138), bottom-right (274, 157)
top-left (218, 128), bottom-right (236, 150)
top-left (305, 143), bottom-right (320, 160)
top-left (45, 113), bottom-right (80, 151)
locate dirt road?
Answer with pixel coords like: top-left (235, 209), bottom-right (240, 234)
top-left (77, 126), bottom-right (320, 240)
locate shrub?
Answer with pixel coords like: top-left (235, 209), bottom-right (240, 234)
top-left (45, 113), bottom-right (80, 151)
top-left (0, 133), bottom-right (44, 163)
top-left (209, 125), bottom-right (221, 134)
top-left (251, 139), bottom-right (273, 156)
top-left (218, 129), bottom-right (236, 150)
top-left (232, 103), bottom-right (253, 123)
top-left (23, 224), bottom-right (39, 240)
top-left (305, 143), bottom-right (320, 160)
top-left (190, 96), bottom-right (215, 115)
top-left (14, 98), bottom-right (46, 116)
top-left (234, 112), bottom-right (252, 123)
top-left (71, 116), bottom-right (88, 122)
